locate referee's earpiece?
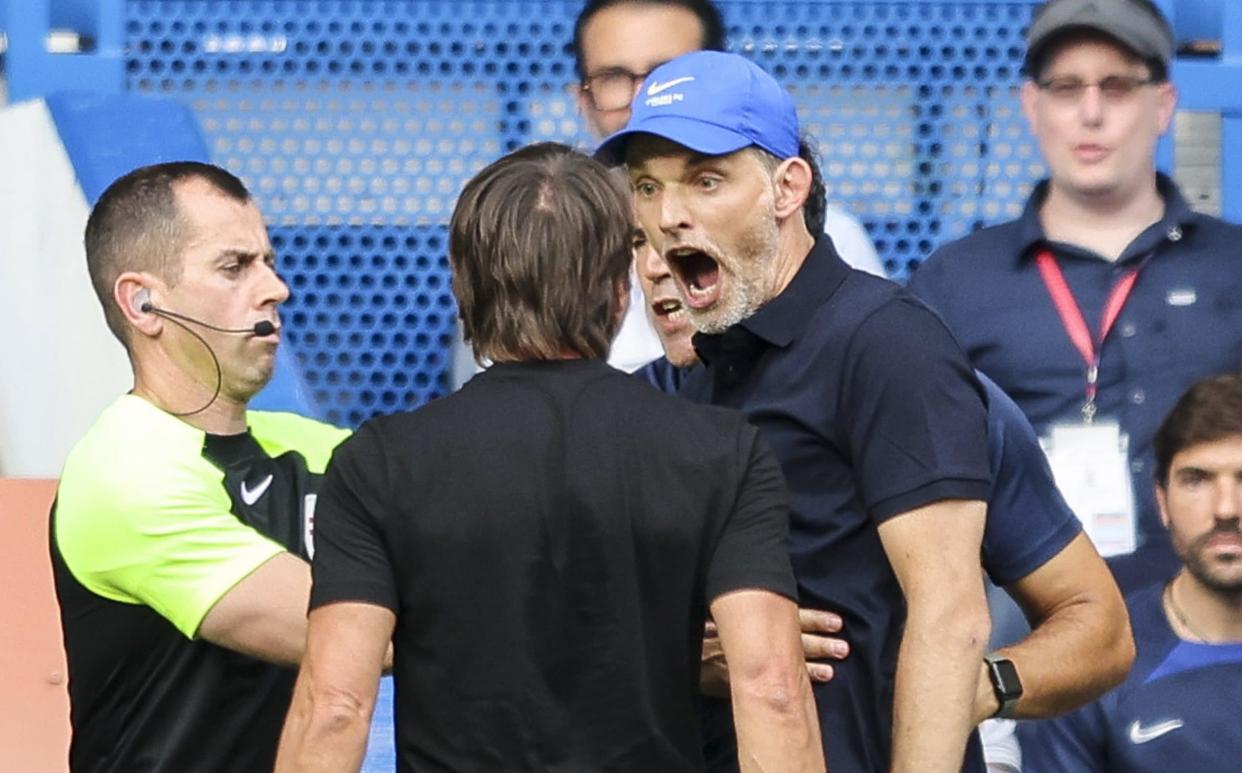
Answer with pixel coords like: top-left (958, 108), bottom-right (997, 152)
top-left (134, 288), bottom-right (152, 314)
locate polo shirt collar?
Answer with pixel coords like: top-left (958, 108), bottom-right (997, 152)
top-left (1014, 173), bottom-right (1197, 265)
top-left (694, 239), bottom-right (850, 364)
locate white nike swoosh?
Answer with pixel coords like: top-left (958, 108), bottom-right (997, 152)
top-left (240, 474), bottom-right (274, 506)
top-left (647, 76), bottom-right (695, 96)
top-left (1128, 718), bottom-right (1183, 744)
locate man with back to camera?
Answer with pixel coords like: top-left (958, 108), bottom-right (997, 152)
top-left (910, 0), bottom-right (1242, 593)
top-left (50, 161), bottom-right (351, 771)
top-left (274, 143), bottom-right (824, 773)
top-left (450, 0), bottom-right (889, 391)
top-left (1026, 374), bottom-right (1242, 772)
top-left (599, 50), bottom-right (997, 772)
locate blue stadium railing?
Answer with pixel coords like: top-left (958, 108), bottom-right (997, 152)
top-left (4, 0), bottom-right (1241, 427)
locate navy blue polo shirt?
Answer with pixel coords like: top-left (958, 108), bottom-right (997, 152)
top-left (1023, 583), bottom-right (1242, 772)
top-left (910, 175), bottom-right (1242, 591)
top-left (680, 239), bottom-right (993, 772)
top-left (977, 370), bottom-right (1082, 585)
top-left (636, 359), bottom-right (1080, 586)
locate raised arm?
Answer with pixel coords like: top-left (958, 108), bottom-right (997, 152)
top-left (274, 601), bottom-right (395, 772)
top-left (710, 588), bottom-right (826, 773)
top-left (974, 533), bottom-right (1133, 722)
top-left (877, 498), bottom-right (990, 772)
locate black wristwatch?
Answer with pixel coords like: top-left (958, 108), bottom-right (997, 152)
top-left (983, 654), bottom-right (1023, 719)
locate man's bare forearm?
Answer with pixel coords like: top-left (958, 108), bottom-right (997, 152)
top-left (878, 498), bottom-right (990, 773)
top-left (973, 535), bottom-right (1134, 723)
top-left (274, 670), bottom-right (373, 772)
top-left (890, 592), bottom-right (991, 772)
top-left (731, 670), bottom-right (825, 773)
top-left (275, 602), bottom-right (394, 772)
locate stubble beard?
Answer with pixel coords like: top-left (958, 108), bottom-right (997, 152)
top-left (1179, 523), bottom-right (1242, 598)
top-left (688, 212), bottom-right (781, 335)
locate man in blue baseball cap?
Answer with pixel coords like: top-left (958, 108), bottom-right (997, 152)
top-left (608, 47), bottom-right (1138, 773)
top-left (604, 50), bottom-right (998, 772)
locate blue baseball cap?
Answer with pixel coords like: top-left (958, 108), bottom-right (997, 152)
top-left (595, 51), bottom-right (800, 165)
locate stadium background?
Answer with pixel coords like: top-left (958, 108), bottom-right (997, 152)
top-left (1, 1), bottom-right (1239, 769)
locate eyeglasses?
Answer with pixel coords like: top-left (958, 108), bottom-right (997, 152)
top-left (1035, 75), bottom-right (1158, 103)
top-left (581, 67), bottom-right (652, 112)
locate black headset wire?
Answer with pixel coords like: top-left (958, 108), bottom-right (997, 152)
top-left (144, 307), bottom-right (224, 417)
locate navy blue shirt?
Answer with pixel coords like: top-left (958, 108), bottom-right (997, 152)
top-left (1024, 583), bottom-right (1242, 772)
top-left (977, 371), bottom-right (1083, 585)
top-left (680, 239), bottom-right (993, 772)
top-left (910, 175), bottom-right (1242, 590)
top-left (636, 360), bottom-right (1081, 587)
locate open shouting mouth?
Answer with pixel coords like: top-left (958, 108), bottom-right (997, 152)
top-left (666, 246), bottom-right (722, 310)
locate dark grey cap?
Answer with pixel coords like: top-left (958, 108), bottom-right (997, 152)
top-left (1024, 0), bottom-right (1174, 75)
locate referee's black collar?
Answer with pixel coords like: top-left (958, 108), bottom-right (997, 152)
top-left (694, 237), bottom-right (850, 365)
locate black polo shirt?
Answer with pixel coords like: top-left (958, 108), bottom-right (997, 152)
top-left (910, 174), bottom-right (1242, 590)
top-left (311, 359), bottom-right (797, 772)
top-left (681, 239), bottom-right (992, 772)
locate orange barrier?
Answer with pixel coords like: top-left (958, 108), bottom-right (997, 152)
top-left (0, 479), bottom-right (69, 772)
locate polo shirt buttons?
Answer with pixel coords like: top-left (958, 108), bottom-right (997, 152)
top-left (1120, 322), bottom-right (1137, 337)
top-left (1167, 227), bottom-right (1183, 242)
top-left (1132, 459), bottom-right (1145, 474)
top-left (1131, 389), bottom-right (1146, 405)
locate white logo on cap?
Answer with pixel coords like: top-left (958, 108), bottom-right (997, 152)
top-left (647, 76), bottom-right (695, 96)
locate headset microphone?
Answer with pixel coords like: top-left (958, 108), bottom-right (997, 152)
top-left (130, 290), bottom-right (279, 417)
top-left (139, 300), bottom-right (277, 337)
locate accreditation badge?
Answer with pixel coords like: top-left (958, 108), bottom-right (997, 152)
top-left (1040, 420), bottom-right (1136, 558)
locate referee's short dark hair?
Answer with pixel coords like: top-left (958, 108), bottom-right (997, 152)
top-left (572, 0), bottom-right (727, 80)
top-left (85, 161), bottom-right (251, 348)
top-left (450, 142), bottom-right (633, 363)
top-left (1153, 375), bottom-right (1242, 487)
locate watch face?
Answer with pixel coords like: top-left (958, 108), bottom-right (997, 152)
top-left (991, 658), bottom-right (1022, 699)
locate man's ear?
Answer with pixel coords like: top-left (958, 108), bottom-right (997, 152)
top-left (1020, 80), bottom-right (1040, 135)
top-left (610, 274), bottom-right (631, 339)
top-left (772, 156), bottom-right (812, 221)
top-left (1155, 483), bottom-right (1172, 531)
top-left (115, 271), bottom-right (163, 338)
top-left (573, 81), bottom-right (593, 121)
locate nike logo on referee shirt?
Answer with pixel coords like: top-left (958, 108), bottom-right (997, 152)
top-left (240, 474), bottom-right (274, 506)
top-left (1128, 718), bottom-right (1183, 744)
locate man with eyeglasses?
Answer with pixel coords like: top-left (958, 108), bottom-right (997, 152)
top-left (910, 0), bottom-right (1242, 595)
top-left (572, 0), bottom-right (885, 279)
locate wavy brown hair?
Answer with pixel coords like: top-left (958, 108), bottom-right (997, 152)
top-left (1154, 375), bottom-right (1242, 486)
top-left (451, 142), bottom-right (633, 363)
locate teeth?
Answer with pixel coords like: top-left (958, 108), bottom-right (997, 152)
top-left (655, 300), bottom-right (682, 313)
top-left (687, 283), bottom-right (713, 299)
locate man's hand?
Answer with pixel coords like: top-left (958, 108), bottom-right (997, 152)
top-left (700, 607), bottom-right (848, 697)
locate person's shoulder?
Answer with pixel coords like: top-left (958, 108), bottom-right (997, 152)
top-left (60, 395), bottom-right (209, 494)
top-left (246, 410), bottom-right (351, 472)
top-left (56, 396), bottom-right (222, 547)
top-left (918, 218), bottom-right (1025, 273)
top-left (1185, 210), bottom-right (1242, 244)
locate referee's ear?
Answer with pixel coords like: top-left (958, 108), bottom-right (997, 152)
top-left (771, 156), bottom-right (812, 224)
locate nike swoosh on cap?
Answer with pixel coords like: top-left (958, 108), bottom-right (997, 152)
top-left (1127, 718), bottom-right (1183, 745)
top-left (240, 473), bottom-right (275, 506)
top-left (647, 76), bottom-right (695, 96)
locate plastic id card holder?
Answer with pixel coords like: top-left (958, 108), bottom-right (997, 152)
top-left (1040, 420), bottom-right (1137, 558)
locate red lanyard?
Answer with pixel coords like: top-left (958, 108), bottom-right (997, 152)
top-left (1034, 250), bottom-right (1142, 423)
